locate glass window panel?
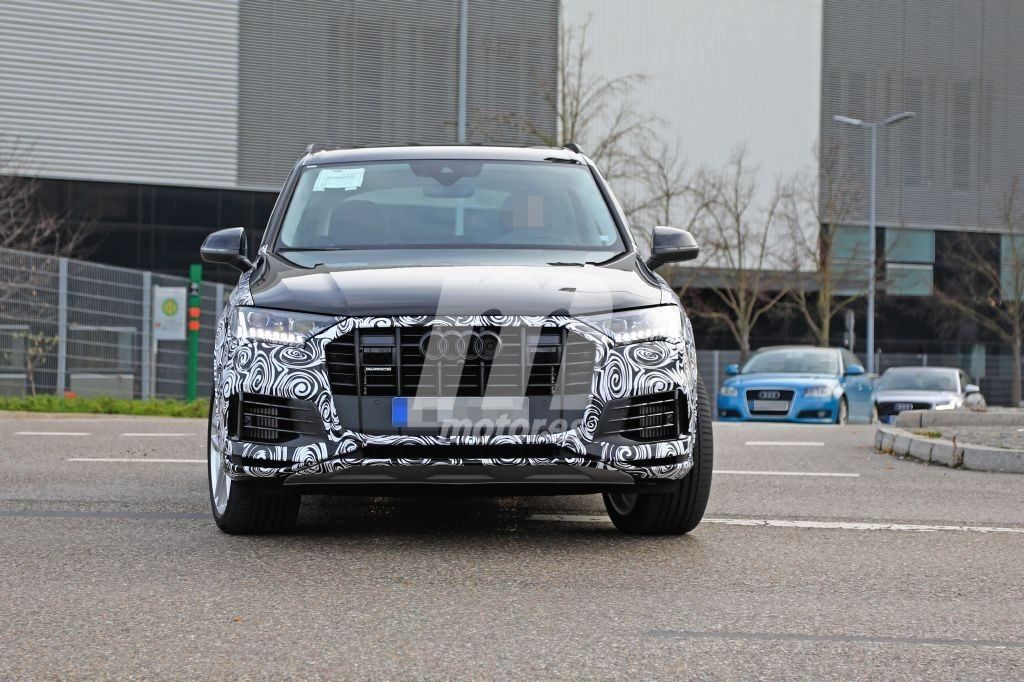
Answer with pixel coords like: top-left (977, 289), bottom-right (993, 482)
top-left (886, 228), bottom-right (934, 263)
top-left (832, 225), bottom-right (869, 261)
top-left (886, 263), bottom-right (933, 296)
top-left (1003, 235), bottom-right (1024, 301)
top-left (832, 256), bottom-right (870, 297)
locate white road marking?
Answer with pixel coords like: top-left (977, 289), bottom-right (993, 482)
top-left (67, 458), bottom-right (204, 463)
top-left (529, 514), bottom-right (1024, 534)
top-left (120, 433), bottom-right (194, 437)
top-left (715, 469), bottom-right (858, 478)
top-left (744, 441), bottom-right (825, 447)
top-left (15, 431), bottom-right (91, 436)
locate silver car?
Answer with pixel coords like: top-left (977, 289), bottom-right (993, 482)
top-left (875, 367), bottom-right (986, 423)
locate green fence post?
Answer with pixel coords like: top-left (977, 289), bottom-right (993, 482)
top-left (186, 264), bottom-right (202, 401)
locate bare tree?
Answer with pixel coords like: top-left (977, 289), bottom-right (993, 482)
top-left (686, 148), bottom-right (790, 362)
top-left (0, 135), bottom-right (88, 256)
top-left (519, 18), bottom-right (655, 184)
top-left (781, 143), bottom-right (866, 346)
top-left (937, 176), bottom-right (1024, 406)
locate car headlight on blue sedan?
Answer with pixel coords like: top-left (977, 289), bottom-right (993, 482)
top-left (803, 385), bottom-right (834, 398)
top-left (719, 385), bottom-right (738, 397)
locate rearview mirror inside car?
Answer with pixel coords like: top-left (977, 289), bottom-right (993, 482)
top-left (201, 227), bottom-right (253, 272)
top-left (646, 226), bottom-right (700, 269)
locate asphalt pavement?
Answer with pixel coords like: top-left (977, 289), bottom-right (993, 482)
top-left (1, 413), bottom-right (1022, 679)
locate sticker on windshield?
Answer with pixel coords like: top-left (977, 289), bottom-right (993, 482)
top-left (313, 167), bottom-right (365, 192)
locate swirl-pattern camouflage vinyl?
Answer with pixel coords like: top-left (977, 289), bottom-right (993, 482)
top-left (210, 287), bottom-right (698, 483)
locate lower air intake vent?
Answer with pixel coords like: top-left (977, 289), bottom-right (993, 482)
top-left (228, 393), bottom-right (322, 444)
top-left (596, 391), bottom-right (687, 443)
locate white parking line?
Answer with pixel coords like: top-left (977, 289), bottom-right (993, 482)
top-left (15, 431), bottom-right (91, 436)
top-left (744, 441), bottom-right (825, 447)
top-left (529, 514), bottom-right (1024, 534)
top-left (67, 458), bottom-right (204, 463)
top-left (120, 433), bottom-right (194, 437)
top-left (715, 470), bottom-right (858, 478)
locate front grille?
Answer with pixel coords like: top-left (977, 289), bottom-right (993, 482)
top-left (877, 401), bottom-right (932, 418)
top-left (596, 391), bottom-right (687, 443)
top-left (326, 326), bottom-right (596, 398)
top-left (228, 393), bottom-right (322, 444)
top-left (745, 389), bottom-right (795, 415)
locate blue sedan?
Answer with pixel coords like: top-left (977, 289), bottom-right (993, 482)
top-left (716, 346), bottom-right (876, 424)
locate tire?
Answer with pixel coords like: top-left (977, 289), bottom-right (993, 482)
top-left (835, 397), bottom-right (849, 425)
top-left (603, 376), bottom-right (714, 535)
top-left (207, 397), bottom-right (301, 535)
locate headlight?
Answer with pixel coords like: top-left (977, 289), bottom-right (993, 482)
top-left (231, 307), bottom-right (336, 346)
top-left (804, 385), bottom-right (833, 398)
top-left (719, 385), bottom-right (738, 397)
top-left (933, 400), bottom-right (957, 411)
top-left (578, 306), bottom-right (683, 345)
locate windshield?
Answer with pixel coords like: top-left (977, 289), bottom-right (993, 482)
top-left (877, 369), bottom-right (959, 392)
top-left (276, 160), bottom-right (624, 252)
top-left (742, 349), bottom-right (840, 375)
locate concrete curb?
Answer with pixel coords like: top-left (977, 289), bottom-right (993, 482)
top-left (875, 426), bottom-right (1024, 473)
top-left (895, 408), bottom-right (1024, 428)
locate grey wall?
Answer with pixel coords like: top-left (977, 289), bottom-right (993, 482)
top-left (0, 0), bottom-right (558, 193)
top-left (821, 0), bottom-right (1024, 232)
top-left (237, 0), bottom-right (558, 190)
top-left (0, 0), bottom-right (239, 188)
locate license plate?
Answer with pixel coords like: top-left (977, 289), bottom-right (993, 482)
top-left (750, 400), bottom-right (789, 413)
top-left (392, 397), bottom-right (528, 427)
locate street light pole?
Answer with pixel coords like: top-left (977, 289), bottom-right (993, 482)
top-left (868, 123), bottom-right (876, 374)
top-left (832, 111), bottom-right (916, 374)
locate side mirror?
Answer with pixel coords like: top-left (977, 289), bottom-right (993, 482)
top-left (201, 227), bottom-right (253, 271)
top-left (725, 363), bottom-right (740, 376)
top-left (646, 226), bottom-right (699, 269)
top-left (845, 363), bottom-right (865, 376)
top-left (964, 383), bottom-right (981, 395)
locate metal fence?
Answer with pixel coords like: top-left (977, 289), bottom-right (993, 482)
top-left (0, 248), bottom-right (225, 400)
top-left (0, 246), bottom-right (1019, 406)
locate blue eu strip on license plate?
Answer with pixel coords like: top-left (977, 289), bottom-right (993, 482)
top-left (391, 397), bottom-right (409, 427)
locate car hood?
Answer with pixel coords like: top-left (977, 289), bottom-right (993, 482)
top-left (875, 390), bottom-right (958, 404)
top-left (726, 373), bottom-right (840, 389)
top-left (247, 250), bottom-right (668, 316)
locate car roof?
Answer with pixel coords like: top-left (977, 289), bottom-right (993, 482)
top-left (301, 144), bottom-right (584, 166)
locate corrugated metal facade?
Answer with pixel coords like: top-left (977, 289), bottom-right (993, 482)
top-left (0, 0), bottom-right (558, 192)
top-left (0, 0), bottom-right (239, 188)
top-left (236, 0), bottom-right (558, 189)
top-left (821, 0), bottom-right (1024, 232)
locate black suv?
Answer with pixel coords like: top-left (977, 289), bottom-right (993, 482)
top-left (201, 145), bottom-right (712, 535)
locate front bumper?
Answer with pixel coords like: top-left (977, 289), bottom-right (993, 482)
top-left (716, 392), bottom-right (839, 423)
top-left (211, 312), bottom-right (700, 485)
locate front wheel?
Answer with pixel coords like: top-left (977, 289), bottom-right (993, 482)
top-left (208, 401), bottom-right (300, 534)
top-left (835, 397), bottom-right (849, 425)
top-left (603, 377), bottom-right (714, 535)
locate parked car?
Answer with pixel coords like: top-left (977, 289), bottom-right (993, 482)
top-left (200, 144), bottom-right (714, 535)
top-left (874, 366), bottom-right (986, 423)
top-left (716, 346), bottom-right (875, 424)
